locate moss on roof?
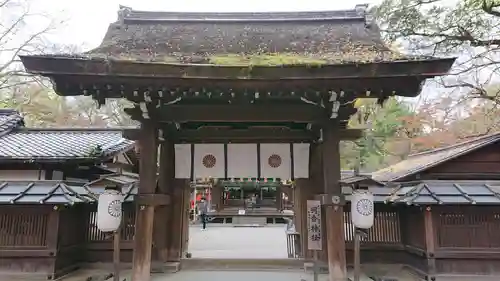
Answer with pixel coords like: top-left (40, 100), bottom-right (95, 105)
top-left (84, 45), bottom-right (410, 66)
top-left (208, 54), bottom-right (328, 66)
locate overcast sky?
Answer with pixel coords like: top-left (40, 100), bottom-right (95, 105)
top-left (7, 0), bottom-right (455, 102)
top-left (32, 0), bottom-right (381, 48)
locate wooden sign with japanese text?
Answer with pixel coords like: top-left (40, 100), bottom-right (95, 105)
top-left (306, 200), bottom-right (322, 250)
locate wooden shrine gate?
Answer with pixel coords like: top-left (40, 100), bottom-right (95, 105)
top-left (20, 5), bottom-right (454, 281)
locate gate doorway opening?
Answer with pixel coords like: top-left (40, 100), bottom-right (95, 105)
top-left (187, 179), bottom-right (294, 259)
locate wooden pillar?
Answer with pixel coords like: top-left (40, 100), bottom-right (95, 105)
top-left (153, 140), bottom-right (174, 262)
top-left (212, 183), bottom-right (223, 211)
top-left (424, 206), bottom-right (437, 277)
top-left (131, 122), bottom-right (158, 281)
top-left (47, 208), bottom-right (60, 279)
top-left (276, 185), bottom-right (283, 210)
top-left (46, 208), bottom-right (60, 254)
top-left (283, 185), bottom-right (293, 204)
top-left (298, 179), bottom-right (314, 259)
top-left (322, 124), bottom-right (347, 281)
top-left (297, 143), bottom-right (327, 262)
top-left (167, 179), bottom-right (189, 261)
top-left (293, 179), bottom-right (307, 258)
top-left (310, 143), bottom-right (328, 263)
top-left (181, 183), bottom-right (191, 255)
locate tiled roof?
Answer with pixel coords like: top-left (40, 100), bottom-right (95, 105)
top-left (372, 133), bottom-right (500, 182)
top-left (342, 186), bottom-right (394, 203)
top-left (84, 184), bottom-right (137, 203)
top-left (0, 109), bottom-right (24, 136)
top-left (341, 180), bottom-right (500, 205)
top-left (86, 173), bottom-right (139, 202)
top-left (387, 180), bottom-right (500, 205)
top-left (0, 128), bottom-right (134, 162)
top-left (0, 174), bottom-right (138, 205)
top-left (0, 109), bottom-right (135, 162)
top-left (340, 170), bottom-right (384, 186)
top-left (0, 181), bottom-right (94, 204)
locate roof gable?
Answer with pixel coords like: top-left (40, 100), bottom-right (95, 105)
top-left (372, 133), bottom-right (500, 182)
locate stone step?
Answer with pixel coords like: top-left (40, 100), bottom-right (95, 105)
top-left (347, 269), bottom-right (376, 281)
top-left (181, 258), bottom-right (305, 271)
top-left (232, 216), bottom-right (267, 226)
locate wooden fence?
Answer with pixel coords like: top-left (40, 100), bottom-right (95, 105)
top-left (86, 205), bottom-right (136, 242)
top-left (2, 204), bottom-right (500, 277)
top-left (343, 210), bottom-right (401, 243)
top-left (0, 211), bottom-right (48, 247)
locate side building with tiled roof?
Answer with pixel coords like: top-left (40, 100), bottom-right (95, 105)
top-left (365, 133), bottom-right (500, 278)
top-left (0, 109), bottom-right (139, 280)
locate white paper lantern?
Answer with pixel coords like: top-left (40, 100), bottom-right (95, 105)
top-left (351, 190), bottom-right (374, 229)
top-left (97, 189), bottom-right (123, 232)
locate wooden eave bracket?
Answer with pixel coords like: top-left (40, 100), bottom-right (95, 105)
top-left (135, 194), bottom-right (170, 206)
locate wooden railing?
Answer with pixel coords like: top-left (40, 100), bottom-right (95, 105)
top-left (0, 211), bottom-right (48, 247)
top-left (286, 231), bottom-right (301, 258)
top-left (436, 207), bottom-right (500, 248)
top-left (343, 210), bottom-right (401, 243)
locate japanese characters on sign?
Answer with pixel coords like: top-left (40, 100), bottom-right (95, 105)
top-left (307, 200), bottom-right (322, 250)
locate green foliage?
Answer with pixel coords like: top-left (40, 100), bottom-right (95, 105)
top-left (342, 98), bottom-right (416, 171)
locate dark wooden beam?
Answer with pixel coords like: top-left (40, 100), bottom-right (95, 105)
top-left (420, 173), bottom-right (500, 180)
top-left (124, 127), bottom-right (364, 142)
top-left (56, 75), bottom-right (425, 98)
top-left (21, 55), bottom-right (455, 81)
top-left (171, 127), bottom-right (316, 143)
top-left (0, 249), bottom-right (57, 257)
top-left (151, 105), bottom-right (326, 123)
top-left (123, 128), bottom-right (140, 140)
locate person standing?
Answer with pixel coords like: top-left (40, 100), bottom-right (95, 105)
top-left (250, 194), bottom-right (257, 211)
top-left (198, 197), bottom-right (208, 230)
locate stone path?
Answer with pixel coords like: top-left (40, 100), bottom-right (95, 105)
top-left (188, 225), bottom-right (289, 259)
top-left (57, 225), bottom-right (433, 281)
top-left (151, 270), bottom-right (321, 281)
